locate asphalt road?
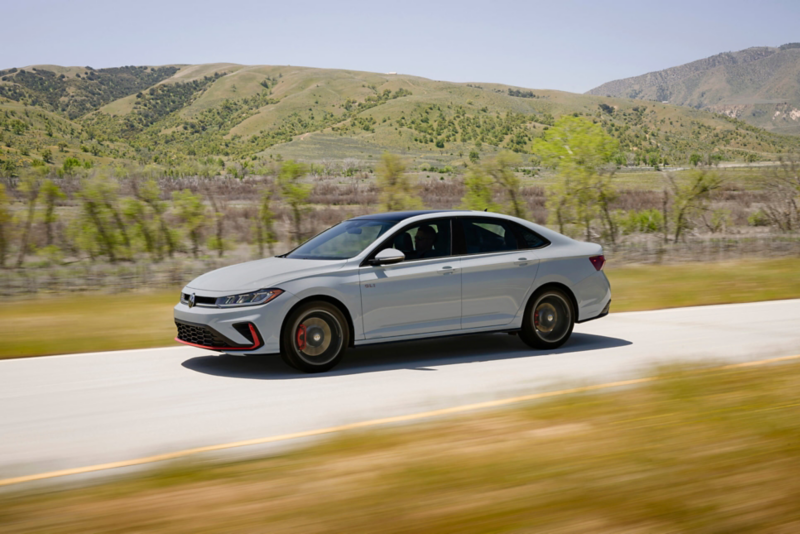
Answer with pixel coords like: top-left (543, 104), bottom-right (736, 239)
top-left (2, 299), bottom-right (799, 487)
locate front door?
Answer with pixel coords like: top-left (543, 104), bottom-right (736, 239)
top-left (360, 218), bottom-right (461, 339)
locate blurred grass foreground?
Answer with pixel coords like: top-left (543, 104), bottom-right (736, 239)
top-left (2, 360), bottom-right (800, 532)
top-left (1, 257), bottom-right (799, 359)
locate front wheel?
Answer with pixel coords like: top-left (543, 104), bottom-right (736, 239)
top-left (520, 288), bottom-right (575, 350)
top-left (281, 301), bottom-right (349, 373)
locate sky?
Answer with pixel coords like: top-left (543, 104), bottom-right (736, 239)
top-left (1, 0), bottom-right (798, 94)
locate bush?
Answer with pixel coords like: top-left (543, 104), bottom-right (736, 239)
top-left (747, 209), bottom-right (770, 227)
top-left (620, 209), bottom-right (664, 235)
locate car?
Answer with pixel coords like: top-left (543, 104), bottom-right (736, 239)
top-left (174, 210), bottom-right (611, 372)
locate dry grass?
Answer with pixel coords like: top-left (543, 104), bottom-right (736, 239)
top-left (606, 257), bottom-right (800, 311)
top-left (1, 258), bottom-right (798, 359)
top-left (2, 361), bottom-right (800, 532)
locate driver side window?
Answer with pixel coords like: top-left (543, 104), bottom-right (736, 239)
top-left (379, 219), bottom-right (452, 261)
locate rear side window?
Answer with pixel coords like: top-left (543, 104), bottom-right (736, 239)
top-left (512, 223), bottom-right (549, 249)
top-left (460, 218), bottom-right (519, 254)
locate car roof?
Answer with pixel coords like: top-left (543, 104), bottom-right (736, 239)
top-left (349, 210), bottom-right (457, 222)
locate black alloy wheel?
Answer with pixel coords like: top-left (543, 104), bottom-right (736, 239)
top-left (281, 301), bottom-right (349, 373)
top-left (520, 288), bottom-right (575, 350)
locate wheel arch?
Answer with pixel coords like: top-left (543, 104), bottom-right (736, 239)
top-left (280, 295), bottom-right (356, 351)
top-left (528, 282), bottom-right (580, 320)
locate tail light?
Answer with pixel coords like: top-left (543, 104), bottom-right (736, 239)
top-left (589, 255), bottom-right (605, 271)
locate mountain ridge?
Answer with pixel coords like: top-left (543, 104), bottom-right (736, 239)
top-left (587, 44), bottom-right (800, 135)
top-left (2, 62), bottom-right (799, 172)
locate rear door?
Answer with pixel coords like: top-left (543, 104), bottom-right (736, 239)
top-left (359, 218), bottom-right (462, 339)
top-left (457, 217), bottom-right (543, 329)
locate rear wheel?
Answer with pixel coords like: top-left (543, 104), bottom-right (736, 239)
top-left (281, 301), bottom-right (349, 373)
top-left (520, 288), bottom-right (574, 350)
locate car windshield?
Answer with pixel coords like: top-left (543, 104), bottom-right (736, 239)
top-left (285, 219), bottom-right (398, 260)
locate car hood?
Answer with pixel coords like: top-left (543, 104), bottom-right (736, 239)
top-left (185, 257), bottom-right (346, 293)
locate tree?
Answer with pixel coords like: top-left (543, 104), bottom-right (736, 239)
top-left (73, 174), bottom-right (128, 262)
top-left (278, 160), bottom-right (312, 245)
top-left (665, 169), bottom-right (724, 243)
top-left (460, 152), bottom-right (527, 218)
top-left (40, 179), bottom-right (66, 246)
top-left (375, 153), bottom-right (424, 212)
top-left (132, 177), bottom-right (177, 258)
top-left (468, 150), bottom-right (480, 164)
top-left (255, 187), bottom-right (278, 256)
top-left (532, 116), bottom-right (619, 241)
top-left (460, 165), bottom-right (500, 212)
top-left (15, 170), bottom-right (44, 267)
top-left (172, 189), bottom-right (206, 258)
top-left (754, 155), bottom-right (800, 232)
top-left (122, 196), bottom-right (158, 259)
top-left (0, 184), bottom-right (10, 268)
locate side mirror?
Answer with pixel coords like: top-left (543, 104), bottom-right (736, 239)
top-left (369, 248), bottom-right (405, 266)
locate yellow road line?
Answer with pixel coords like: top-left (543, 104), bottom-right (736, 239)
top-left (1, 353), bottom-right (799, 488)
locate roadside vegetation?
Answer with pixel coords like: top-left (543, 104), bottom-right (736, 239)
top-left (3, 359), bottom-right (800, 532)
top-left (2, 257), bottom-right (798, 359)
top-left (1, 143), bottom-right (799, 296)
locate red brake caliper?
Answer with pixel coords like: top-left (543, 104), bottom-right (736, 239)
top-left (534, 310), bottom-right (539, 328)
top-left (296, 324), bottom-right (307, 350)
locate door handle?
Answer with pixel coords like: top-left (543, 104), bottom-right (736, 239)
top-left (515, 257), bottom-right (529, 266)
top-left (440, 265), bottom-right (458, 275)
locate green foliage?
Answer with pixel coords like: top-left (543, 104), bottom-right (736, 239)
top-left (0, 183), bottom-right (10, 267)
top-left (460, 167), bottom-right (500, 213)
top-left (40, 179), bottom-right (66, 246)
top-left (278, 161), bottom-right (312, 244)
top-left (747, 209), bottom-right (771, 227)
top-left (666, 170), bottom-right (724, 243)
top-left (172, 189), bottom-right (206, 258)
top-left (15, 171), bottom-right (44, 267)
top-left (533, 116), bottom-right (619, 240)
top-left (71, 174), bottom-right (129, 262)
top-left (0, 66), bottom-right (180, 119)
top-left (62, 157), bottom-right (82, 175)
top-left (620, 209), bottom-right (664, 235)
top-left (375, 153), bottom-right (424, 212)
top-left (255, 187), bottom-right (278, 256)
top-left (478, 151), bottom-right (527, 218)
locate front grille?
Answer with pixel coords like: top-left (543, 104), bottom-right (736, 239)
top-left (176, 322), bottom-right (231, 348)
top-left (181, 293), bottom-right (217, 307)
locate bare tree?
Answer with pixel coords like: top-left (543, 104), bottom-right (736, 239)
top-left (759, 156), bottom-right (800, 232)
top-left (665, 169), bottom-right (724, 243)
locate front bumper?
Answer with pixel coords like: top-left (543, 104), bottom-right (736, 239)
top-left (173, 289), bottom-right (298, 354)
top-left (175, 319), bottom-right (263, 351)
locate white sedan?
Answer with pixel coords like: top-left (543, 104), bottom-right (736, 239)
top-left (175, 210), bottom-right (611, 372)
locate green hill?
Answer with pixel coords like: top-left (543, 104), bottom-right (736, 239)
top-left (587, 44), bottom-right (800, 136)
top-left (2, 63), bottom-right (800, 172)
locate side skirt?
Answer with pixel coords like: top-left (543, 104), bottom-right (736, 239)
top-left (353, 327), bottom-right (523, 347)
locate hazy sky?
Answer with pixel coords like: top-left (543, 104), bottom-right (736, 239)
top-left (1, 0), bottom-right (797, 93)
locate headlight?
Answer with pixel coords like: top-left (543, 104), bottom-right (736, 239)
top-left (215, 289), bottom-right (283, 308)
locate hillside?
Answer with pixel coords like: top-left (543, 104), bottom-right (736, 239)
top-left (587, 44), bottom-right (800, 135)
top-left (2, 62), bottom-right (800, 173)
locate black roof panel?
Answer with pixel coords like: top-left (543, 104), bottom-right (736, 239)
top-left (349, 210), bottom-right (454, 222)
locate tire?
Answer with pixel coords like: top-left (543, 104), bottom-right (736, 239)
top-left (520, 288), bottom-right (575, 350)
top-left (281, 301), bottom-right (349, 373)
